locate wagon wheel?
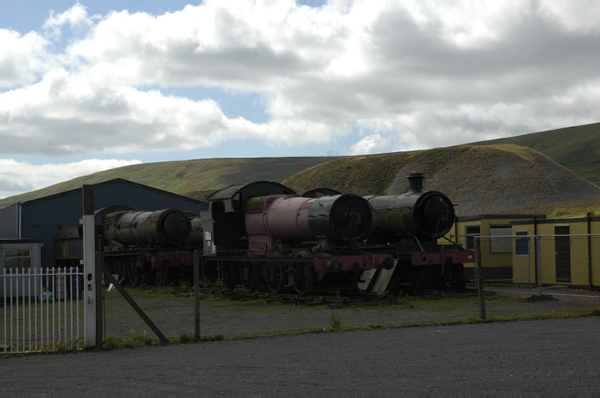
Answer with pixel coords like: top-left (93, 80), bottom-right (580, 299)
top-left (155, 268), bottom-right (168, 286)
top-left (450, 263), bottom-right (466, 292)
top-left (266, 261), bottom-right (285, 294)
top-left (293, 261), bottom-right (314, 296)
top-left (101, 260), bottom-right (116, 288)
top-left (221, 262), bottom-right (237, 291)
top-left (109, 261), bottom-right (127, 288)
top-left (409, 265), bottom-right (426, 291)
top-left (156, 260), bottom-right (173, 286)
top-left (126, 264), bottom-right (139, 287)
top-left (138, 256), bottom-right (152, 288)
top-left (126, 255), bottom-right (145, 288)
top-left (241, 259), bottom-right (260, 292)
top-left (139, 269), bottom-right (151, 288)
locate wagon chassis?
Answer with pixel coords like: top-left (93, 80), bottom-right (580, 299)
top-left (202, 253), bottom-right (393, 296)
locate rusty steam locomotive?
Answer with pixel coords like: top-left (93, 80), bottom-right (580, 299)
top-left (55, 174), bottom-right (472, 295)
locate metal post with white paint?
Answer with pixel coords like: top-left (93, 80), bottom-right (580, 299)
top-left (82, 185), bottom-right (96, 348)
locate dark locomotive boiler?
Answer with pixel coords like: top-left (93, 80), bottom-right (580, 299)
top-left (103, 208), bottom-right (192, 247)
top-left (366, 173), bottom-right (455, 241)
top-left (100, 208), bottom-right (199, 286)
top-left (361, 173), bottom-right (473, 292)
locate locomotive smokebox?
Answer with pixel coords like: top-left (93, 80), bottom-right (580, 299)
top-left (307, 194), bottom-right (373, 242)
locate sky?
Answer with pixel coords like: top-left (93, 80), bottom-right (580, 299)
top-left (1, 0), bottom-right (600, 199)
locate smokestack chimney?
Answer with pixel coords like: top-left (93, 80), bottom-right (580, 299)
top-left (407, 173), bottom-right (424, 193)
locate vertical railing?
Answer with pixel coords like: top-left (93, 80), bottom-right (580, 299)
top-left (1, 266), bottom-right (84, 354)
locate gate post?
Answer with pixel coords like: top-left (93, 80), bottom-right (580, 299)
top-left (82, 185), bottom-right (98, 348)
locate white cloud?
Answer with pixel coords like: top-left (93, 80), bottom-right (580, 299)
top-left (0, 158), bottom-right (141, 199)
top-left (539, 0), bottom-right (600, 33)
top-left (350, 134), bottom-right (390, 155)
top-left (42, 3), bottom-right (99, 39)
top-left (0, 29), bottom-right (51, 87)
top-left (2, 0), bottom-right (600, 161)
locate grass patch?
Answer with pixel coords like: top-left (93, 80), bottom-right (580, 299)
top-left (104, 329), bottom-right (154, 349)
top-left (329, 312), bottom-right (342, 331)
top-left (188, 305), bottom-right (600, 344)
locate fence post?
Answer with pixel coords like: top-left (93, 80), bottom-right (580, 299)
top-left (194, 250), bottom-right (200, 341)
top-left (82, 185), bottom-right (97, 349)
top-left (588, 213), bottom-right (593, 289)
top-left (536, 235), bottom-right (542, 295)
top-left (476, 236), bottom-right (486, 321)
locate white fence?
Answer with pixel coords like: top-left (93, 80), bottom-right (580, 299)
top-left (1, 267), bottom-right (84, 354)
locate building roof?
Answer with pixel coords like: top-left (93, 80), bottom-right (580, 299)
top-left (0, 239), bottom-right (42, 244)
top-left (208, 181), bottom-right (295, 202)
top-left (21, 178), bottom-right (206, 208)
top-left (457, 214), bottom-right (547, 222)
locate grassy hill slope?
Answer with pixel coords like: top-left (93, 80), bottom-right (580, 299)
top-left (471, 122), bottom-right (600, 186)
top-left (0, 157), bottom-right (334, 209)
top-left (284, 145), bottom-right (600, 217)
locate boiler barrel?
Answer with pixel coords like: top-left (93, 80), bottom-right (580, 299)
top-left (103, 209), bottom-right (192, 247)
top-left (368, 191), bottom-right (455, 239)
top-left (246, 194), bottom-right (373, 243)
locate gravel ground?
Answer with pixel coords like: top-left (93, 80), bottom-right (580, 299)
top-left (2, 317), bottom-right (600, 395)
top-left (102, 289), bottom-right (595, 340)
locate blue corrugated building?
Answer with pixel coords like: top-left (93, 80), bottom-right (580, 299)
top-left (0, 179), bottom-right (207, 269)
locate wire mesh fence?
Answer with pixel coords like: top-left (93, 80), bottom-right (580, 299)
top-left (472, 235), bottom-right (600, 320)
top-left (101, 236), bottom-right (600, 344)
top-left (103, 286), bottom-right (197, 343)
top-left (10, 248), bottom-right (597, 351)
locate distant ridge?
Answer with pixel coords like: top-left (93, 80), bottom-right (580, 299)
top-left (2, 123), bottom-right (600, 216)
top-left (471, 122), bottom-right (600, 187)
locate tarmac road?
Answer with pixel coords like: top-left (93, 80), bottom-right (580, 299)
top-left (2, 317), bottom-right (599, 395)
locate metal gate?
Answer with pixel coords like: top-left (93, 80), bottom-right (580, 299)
top-left (1, 267), bottom-right (84, 354)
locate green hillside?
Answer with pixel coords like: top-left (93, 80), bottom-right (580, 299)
top-left (284, 144), bottom-right (600, 217)
top-left (0, 157), bottom-right (334, 209)
top-left (471, 122), bottom-right (600, 186)
top-left (2, 122), bottom-right (600, 216)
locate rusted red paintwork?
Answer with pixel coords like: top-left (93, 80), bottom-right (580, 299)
top-left (411, 247), bottom-right (474, 266)
top-left (150, 252), bottom-right (195, 268)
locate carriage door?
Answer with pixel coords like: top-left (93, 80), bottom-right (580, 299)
top-left (554, 226), bottom-right (571, 282)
